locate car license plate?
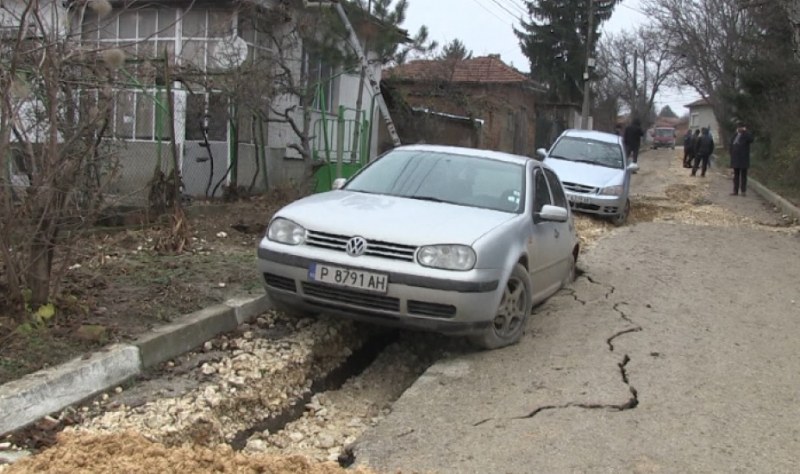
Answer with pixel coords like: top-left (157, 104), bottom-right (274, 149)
top-left (570, 194), bottom-right (592, 204)
top-left (308, 263), bottom-right (389, 293)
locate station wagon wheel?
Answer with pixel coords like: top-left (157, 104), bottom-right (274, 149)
top-left (469, 264), bottom-right (532, 350)
top-left (611, 198), bottom-right (630, 227)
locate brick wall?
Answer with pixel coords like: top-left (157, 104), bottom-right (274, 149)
top-left (392, 81), bottom-right (537, 156)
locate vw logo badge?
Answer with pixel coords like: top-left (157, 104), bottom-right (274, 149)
top-left (345, 236), bottom-right (367, 257)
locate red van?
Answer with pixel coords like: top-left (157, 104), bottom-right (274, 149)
top-left (652, 127), bottom-right (676, 149)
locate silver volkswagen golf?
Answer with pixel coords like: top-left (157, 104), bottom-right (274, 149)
top-left (258, 145), bottom-right (579, 349)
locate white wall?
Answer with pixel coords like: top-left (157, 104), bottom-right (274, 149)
top-left (690, 106), bottom-right (719, 141)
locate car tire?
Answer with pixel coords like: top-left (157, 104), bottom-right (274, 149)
top-left (469, 263), bottom-right (532, 350)
top-left (562, 254), bottom-right (577, 288)
top-left (610, 198), bottom-right (630, 227)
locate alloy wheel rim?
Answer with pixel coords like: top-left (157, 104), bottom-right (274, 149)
top-left (493, 277), bottom-right (526, 338)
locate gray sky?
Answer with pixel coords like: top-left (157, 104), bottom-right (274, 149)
top-left (403, 0), bottom-right (700, 116)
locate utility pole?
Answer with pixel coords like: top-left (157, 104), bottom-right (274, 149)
top-left (580, 0), bottom-right (595, 130)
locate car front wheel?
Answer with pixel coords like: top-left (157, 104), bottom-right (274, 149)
top-left (469, 263), bottom-right (532, 350)
top-left (611, 198), bottom-right (630, 227)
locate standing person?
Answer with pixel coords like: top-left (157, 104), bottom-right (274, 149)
top-left (624, 117), bottom-right (645, 164)
top-left (682, 129), bottom-right (695, 167)
top-left (691, 127), bottom-right (715, 177)
top-left (729, 121), bottom-right (754, 196)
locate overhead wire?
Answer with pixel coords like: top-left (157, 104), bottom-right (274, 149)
top-left (472, 0), bottom-right (514, 25)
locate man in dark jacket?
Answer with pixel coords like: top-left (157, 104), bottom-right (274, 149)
top-left (729, 121), bottom-right (754, 196)
top-left (683, 130), bottom-right (695, 167)
top-left (624, 118), bottom-right (645, 164)
top-left (691, 127), bottom-right (715, 177)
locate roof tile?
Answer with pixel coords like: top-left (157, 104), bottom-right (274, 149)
top-left (386, 55), bottom-right (530, 84)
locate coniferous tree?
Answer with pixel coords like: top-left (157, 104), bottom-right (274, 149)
top-left (515, 0), bottom-right (618, 104)
top-left (439, 39), bottom-right (473, 61)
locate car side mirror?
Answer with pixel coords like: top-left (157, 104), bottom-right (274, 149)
top-left (535, 148), bottom-right (547, 159)
top-left (332, 178), bottom-right (347, 190)
top-left (537, 204), bottom-right (569, 223)
top-left (627, 162), bottom-right (640, 173)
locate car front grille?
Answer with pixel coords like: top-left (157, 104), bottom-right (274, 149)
top-left (306, 230), bottom-right (417, 262)
top-left (570, 202), bottom-right (601, 212)
top-left (264, 273), bottom-right (297, 292)
top-left (301, 282), bottom-right (400, 311)
top-left (408, 300), bottom-right (456, 319)
top-left (562, 182), bottom-right (598, 194)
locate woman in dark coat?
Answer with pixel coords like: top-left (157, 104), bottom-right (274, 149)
top-left (730, 122), bottom-right (754, 196)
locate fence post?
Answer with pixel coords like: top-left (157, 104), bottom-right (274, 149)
top-left (336, 105), bottom-right (345, 180)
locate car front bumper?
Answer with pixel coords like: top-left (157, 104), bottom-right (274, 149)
top-left (256, 243), bottom-right (504, 335)
top-left (564, 191), bottom-right (626, 217)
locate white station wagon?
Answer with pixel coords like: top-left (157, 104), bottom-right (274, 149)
top-left (258, 145), bottom-right (579, 349)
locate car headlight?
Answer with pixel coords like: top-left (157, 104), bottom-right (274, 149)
top-left (417, 245), bottom-right (476, 271)
top-left (267, 218), bottom-right (306, 245)
top-left (599, 185), bottom-right (624, 196)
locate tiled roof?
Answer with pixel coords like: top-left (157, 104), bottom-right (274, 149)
top-left (385, 55), bottom-right (531, 84)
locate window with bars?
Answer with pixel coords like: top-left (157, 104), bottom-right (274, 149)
top-left (82, 7), bottom-right (235, 71)
top-left (81, 88), bottom-right (172, 141)
top-left (238, 14), bottom-right (276, 64)
top-left (303, 49), bottom-right (338, 113)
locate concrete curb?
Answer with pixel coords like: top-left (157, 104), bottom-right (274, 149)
top-left (0, 344), bottom-right (141, 436)
top-left (0, 293), bottom-right (270, 437)
top-left (748, 178), bottom-right (800, 222)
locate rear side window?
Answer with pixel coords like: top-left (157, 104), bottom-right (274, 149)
top-left (543, 169), bottom-right (568, 209)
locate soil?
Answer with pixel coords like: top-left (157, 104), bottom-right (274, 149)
top-left (2, 431), bottom-right (376, 474)
top-left (0, 187), bottom-right (301, 385)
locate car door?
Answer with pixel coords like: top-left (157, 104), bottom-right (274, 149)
top-left (543, 167), bottom-right (575, 280)
top-left (527, 166), bottom-right (563, 303)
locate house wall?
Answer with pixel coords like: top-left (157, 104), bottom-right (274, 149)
top-left (85, 1), bottom-right (381, 198)
top-left (395, 81), bottom-right (537, 156)
top-left (689, 106), bottom-right (719, 140)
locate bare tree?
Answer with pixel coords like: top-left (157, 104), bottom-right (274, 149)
top-left (642, 0), bottom-right (758, 141)
top-left (598, 27), bottom-right (682, 129)
top-left (1, 0), bottom-right (121, 314)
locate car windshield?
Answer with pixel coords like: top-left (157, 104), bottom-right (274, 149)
top-left (344, 149), bottom-right (525, 213)
top-left (655, 128), bottom-right (674, 137)
top-left (548, 136), bottom-right (624, 169)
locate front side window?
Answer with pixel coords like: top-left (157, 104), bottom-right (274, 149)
top-left (533, 169), bottom-right (552, 214)
top-left (543, 169), bottom-right (568, 209)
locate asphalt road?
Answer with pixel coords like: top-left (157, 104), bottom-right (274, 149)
top-left (354, 148), bottom-right (800, 473)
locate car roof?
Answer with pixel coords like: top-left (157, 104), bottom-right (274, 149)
top-left (559, 129), bottom-right (622, 145)
top-left (392, 144), bottom-right (535, 166)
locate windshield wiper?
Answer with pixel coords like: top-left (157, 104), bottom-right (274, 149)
top-left (407, 195), bottom-right (449, 203)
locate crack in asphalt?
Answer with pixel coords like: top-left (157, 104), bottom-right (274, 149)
top-left (499, 278), bottom-right (640, 424)
top-left (585, 274), bottom-right (616, 299)
top-left (509, 353), bottom-right (639, 421)
top-left (562, 288), bottom-right (587, 305)
top-left (607, 328), bottom-right (643, 352)
top-left (607, 302), bottom-right (643, 351)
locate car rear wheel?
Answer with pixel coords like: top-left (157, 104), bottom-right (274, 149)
top-left (611, 198), bottom-right (630, 227)
top-left (469, 264), bottom-right (531, 350)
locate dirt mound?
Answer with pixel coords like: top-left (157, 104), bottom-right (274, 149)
top-left (3, 431), bottom-right (376, 474)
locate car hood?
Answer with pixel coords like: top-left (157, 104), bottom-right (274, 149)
top-left (274, 191), bottom-right (516, 246)
top-left (543, 157), bottom-right (624, 188)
